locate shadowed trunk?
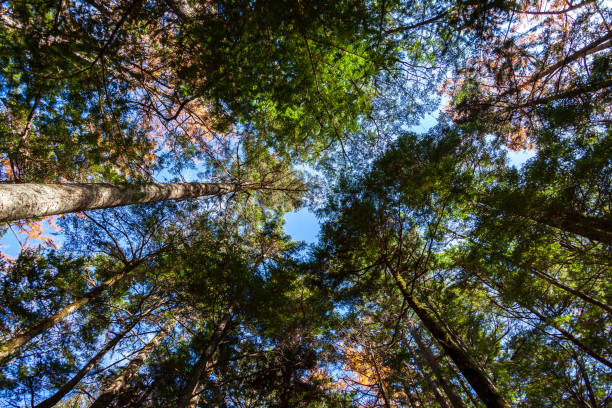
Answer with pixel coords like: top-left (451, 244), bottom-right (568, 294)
top-left (89, 320), bottom-right (174, 408)
top-left (0, 182), bottom-right (242, 222)
top-left (408, 322), bottom-right (468, 408)
top-left (473, 201), bottom-right (612, 246)
top-left (406, 341), bottom-right (451, 408)
top-left (537, 211), bottom-right (612, 247)
top-left (177, 308), bottom-right (234, 408)
top-left (34, 315), bottom-right (144, 408)
top-left (367, 345), bottom-right (392, 408)
top-left (0, 262), bottom-right (139, 364)
top-left (389, 269), bottom-right (509, 408)
top-left (528, 267), bottom-right (612, 316)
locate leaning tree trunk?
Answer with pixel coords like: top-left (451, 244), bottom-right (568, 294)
top-left (177, 308), bottom-right (234, 408)
top-left (408, 322), bottom-right (468, 408)
top-left (532, 211), bottom-right (612, 247)
top-left (0, 262), bottom-right (139, 364)
top-left (406, 341), bottom-right (451, 408)
top-left (366, 345), bottom-right (392, 408)
top-left (527, 267), bottom-right (612, 316)
top-left (89, 320), bottom-right (175, 408)
top-left (389, 269), bottom-right (510, 408)
top-left (0, 182), bottom-right (242, 222)
top-left (34, 314), bottom-right (145, 408)
top-left (472, 201), bottom-right (612, 246)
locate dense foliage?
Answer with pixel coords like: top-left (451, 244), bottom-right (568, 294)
top-left (0, 0), bottom-right (610, 407)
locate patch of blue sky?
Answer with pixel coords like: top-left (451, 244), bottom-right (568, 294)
top-left (284, 208), bottom-right (319, 244)
top-left (506, 147), bottom-right (535, 168)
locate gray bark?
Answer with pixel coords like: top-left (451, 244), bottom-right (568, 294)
top-left (0, 263), bottom-right (138, 364)
top-left (34, 315), bottom-right (144, 408)
top-left (88, 320), bottom-right (174, 408)
top-left (177, 309), bottom-right (234, 408)
top-left (0, 182), bottom-right (239, 222)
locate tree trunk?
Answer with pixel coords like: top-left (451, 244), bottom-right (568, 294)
top-left (408, 322), bottom-right (468, 408)
top-left (0, 182), bottom-right (241, 222)
top-left (367, 345), bottom-right (392, 408)
top-left (34, 315), bottom-right (144, 408)
top-left (0, 262), bottom-right (138, 364)
top-left (525, 303), bottom-right (612, 370)
top-left (177, 308), bottom-right (234, 408)
top-left (88, 320), bottom-right (174, 408)
top-left (406, 341), bottom-right (451, 408)
top-left (473, 201), bottom-right (612, 246)
top-left (528, 267), bottom-right (612, 316)
top-left (537, 211), bottom-right (612, 247)
top-left (389, 269), bottom-right (509, 408)
top-left (476, 269), bottom-right (612, 370)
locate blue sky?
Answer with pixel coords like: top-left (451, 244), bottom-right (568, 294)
top-left (1, 113), bottom-right (535, 255)
top-left (281, 114), bottom-right (536, 245)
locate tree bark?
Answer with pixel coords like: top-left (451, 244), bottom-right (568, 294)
top-left (528, 267), bottom-right (612, 316)
top-left (537, 211), bottom-right (612, 247)
top-left (389, 269), bottom-right (509, 408)
top-left (0, 262), bottom-right (138, 364)
top-left (34, 315), bottom-right (144, 408)
top-left (0, 182), bottom-right (241, 223)
top-left (472, 201), bottom-right (612, 246)
top-left (406, 341), bottom-right (451, 408)
top-left (88, 320), bottom-right (174, 408)
top-left (408, 322), bottom-right (468, 408)
top-left (177, 308), bottom-right (234, 408)
top-left (367, 345), bottom-right (392, 408)
top-left (524, 303), bottom-right (612, 370)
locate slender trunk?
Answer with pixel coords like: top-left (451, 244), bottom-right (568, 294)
top-left (389, 269), bottom-right (509, 408)
top-left (367, 346), bottom-right (392, 408)
top-left (476, 269), bottom-right (612, 370)
top-left (89, 320), bottom-right (174, 408)
top-left (403, 384), bottom-right (418, 408)
top-left (473, 201), bottom-right (612, 246)
top-left (0, 182), bottom-right (241, 223)
top-left (411, 379), bottom-right (427, 408)
top-left (0, 263), bottom-right (137, 364)
top-left (527, 32), bottom-right (612, 86)
top-left (34, 316), bottom-right (143, 408)
top-left (528, 267), bottom-right (612, 316)
top-left (408, 322), bottom-right (468, 408)
top-left (525, 304), bottom-right (612, 370)
top-left (177, 308), bottom-right (234, 408)
top-left (406, 341), bottom-right (451, 408)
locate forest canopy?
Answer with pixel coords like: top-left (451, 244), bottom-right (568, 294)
top-left (0, 0), bottom-right (610, 407)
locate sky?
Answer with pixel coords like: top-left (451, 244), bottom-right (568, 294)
top-left (0, 114), bottom-right (535, 256)
top-left (281, 114), bottom-right (536, 246)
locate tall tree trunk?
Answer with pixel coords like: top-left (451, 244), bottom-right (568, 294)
top-left (536, 211), bottom-right (612, 247)
top-left (177, 308), bottom-right (234, 408)
top-left (34, 315), bottom-right (144, 408)
top-left (476, 269), bottom-right (612, 370)
top-left (406, 341), bottom-right (451, 408)
top-left (524, 303), bottom-right (612, 370)
top-left (408, 322), bottom-right (468, 408)
top-left (389, 269), bottom-right (509, 408)
top-left (0, 262), bottom-right (138, 364)
top-left (473, 201), bottom-right (612, 246)
top-left (367, 345), bottom-right (392, 408)
top-left (527, 267), bottom-right (612, 316)
top-left (88, 320), bottom-right (174, 408)
top-left (0, 182), bottom-right (241, 222)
